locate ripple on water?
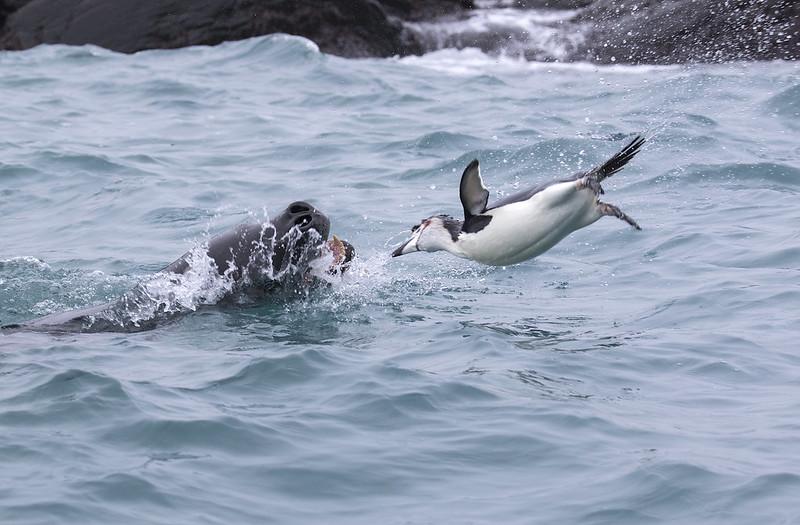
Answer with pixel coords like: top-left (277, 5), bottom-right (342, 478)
top-left (384, 131), bottom-right (487, 153)
top-left (34, 150), bottom-right (129, 172)
top-left (101, 416), bottom-right (292, 454)
top-left (140, 206), bottom-right (213, 225)
top-left (76, 473), bottom-right (172, 505)
top-left (0, 369), bottom-right (136, 425)
top-left (204, 349), bottom-right (337, 391)
top-left (0, 162), bottom-right (41, 178)
top-left (764, 83), bottom-right (800, 124)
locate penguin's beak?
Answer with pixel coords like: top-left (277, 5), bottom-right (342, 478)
top-left (391, 231), bottom-right (421, 257)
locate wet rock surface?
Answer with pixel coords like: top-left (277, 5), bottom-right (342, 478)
top-left (0, 0), bottom-right (796, 63)
top-left (576, 0), bottom-right (800, 64)
top-left (0, 0), bottom-right (470, 58)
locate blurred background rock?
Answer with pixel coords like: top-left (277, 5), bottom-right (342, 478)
top-left (0, 0), bottom-right (797, 63)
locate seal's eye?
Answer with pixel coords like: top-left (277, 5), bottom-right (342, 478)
top-left (411, 224), bottom-right (420, 233)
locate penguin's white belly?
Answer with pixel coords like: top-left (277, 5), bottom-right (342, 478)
top-left (459, 182), bottom-right (600, 266)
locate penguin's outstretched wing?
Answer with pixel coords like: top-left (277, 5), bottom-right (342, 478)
top-left (459, 159), bottom-right (489, 219)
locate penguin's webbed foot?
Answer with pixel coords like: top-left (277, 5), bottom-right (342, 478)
top-left (598, 201), bottom-right (641, 230)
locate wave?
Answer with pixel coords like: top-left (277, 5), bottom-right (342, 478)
top-left (0, 369), bottom-right (138, 424)
top-left (649, 162), bottom-right (800, 190)
top-left (764, 84), bottom-right (800, 129)
top-left (383, 131), bottom-right (487, 153)
top-left (0, 43), bottom-right (115, 67)
top-left (199, 349), bottom-right (336, 391)
top-left (141, 207), bottom-right (214, 225)
top-left (187, 33), bottom-right (322, 70)
top-left (101, 415), bottom-right (287, 452)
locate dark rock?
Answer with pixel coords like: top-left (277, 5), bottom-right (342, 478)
top-left (0, 0), bottom-right (471, 57)
top-left (381, 0), bottom-right (474, 21)
top-left (0, 0), bottom-right (32, 28)
top-left (503, 0), bottom-right (593, 8)
top-left (0, 0), bottom-right (796, 63)
top-left (576, 0), bottom-right (800, 64)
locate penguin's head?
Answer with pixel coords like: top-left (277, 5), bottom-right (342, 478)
top-left (391, 214), bottom-right (461, 257)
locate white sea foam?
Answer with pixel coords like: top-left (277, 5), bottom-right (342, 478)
top-left (405, 7), bottom-right (584, 61)
top-left (0, 256), bottom-right (51, 270)
top-left (139, 246), bottom-right (234, 312)
top-left (398, 46), bottom-right (679, 76)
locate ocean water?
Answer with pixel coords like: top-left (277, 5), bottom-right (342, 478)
top-left (1, 35), bottom-right (800, 524)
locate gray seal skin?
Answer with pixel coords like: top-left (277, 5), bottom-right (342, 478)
top-left (3, 201), bottom-right (347, 333)
top-left (165, 200), bottom-right (330, 281)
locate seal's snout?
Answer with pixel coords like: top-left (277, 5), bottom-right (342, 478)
top-left (288, 203), bottom-right (312, 214)
top-left (285, 201), bottom-right (330, 240)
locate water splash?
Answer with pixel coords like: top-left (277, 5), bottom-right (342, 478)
top-left (92, 224), bottom-right (333, 331)
top-left (97, 245), bottom-right (237, 330)
top-left (1, 221), bottom-right (336, 332)
top-left (405, 6), bottom-right (585, 62)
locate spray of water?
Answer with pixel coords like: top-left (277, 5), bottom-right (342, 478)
top-left (92, 223), bottom-right (331, 331)
top-left (1, 218), bottom-right (338, 332)
top-left (404, 6), bottom-right (586, 62)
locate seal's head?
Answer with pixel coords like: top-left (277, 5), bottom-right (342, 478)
top-left (278, 201), bottom-right (331, 240)
top-left (270, 201), bottom-right (331, 273)
top-left (270, 201), bottom-right (356, 279)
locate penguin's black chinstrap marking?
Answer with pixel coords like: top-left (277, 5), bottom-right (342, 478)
top-left (438, 215), bottom-right (464, 242)
top-left (462, 214), bottom-right (492, 234)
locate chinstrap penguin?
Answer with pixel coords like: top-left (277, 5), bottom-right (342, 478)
top-left (392, 135), bottom-right (645, 266)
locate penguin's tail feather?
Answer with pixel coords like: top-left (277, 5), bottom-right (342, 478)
top-left (586, 135), bottom-right (645, 183)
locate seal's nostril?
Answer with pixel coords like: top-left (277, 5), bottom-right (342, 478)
top-left (294, 215), bottom-right (312, 228)
top-left (289, 204), bottom-right (310, 214)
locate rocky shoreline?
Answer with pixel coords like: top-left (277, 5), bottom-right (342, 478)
top-left (0, 0), bottom-right (797, 63)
